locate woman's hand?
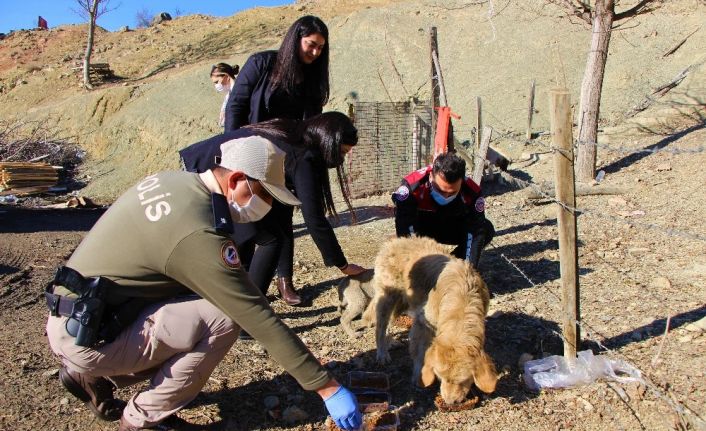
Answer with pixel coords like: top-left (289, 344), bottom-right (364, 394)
top-left (339, 263), bottom-right (368, 276)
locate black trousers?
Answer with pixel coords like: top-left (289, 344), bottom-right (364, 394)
top-left (416, 218), bottom-right (495, 268)
top-left (234, 202), bottom-right (294, 296)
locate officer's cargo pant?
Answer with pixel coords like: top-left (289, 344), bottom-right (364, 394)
top-left (46, 296), bottom-right (239, 427)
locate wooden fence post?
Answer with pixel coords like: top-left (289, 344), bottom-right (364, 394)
top-left (471, 126), bottom-right (492, 185)
top-left (476, 97), bottom-right (482, 149)
top-left (527, 79), bottom-right (536, 140)
top-left (550, 88), bottom-right (580, 359)
top-left (429, 26), bottom-right (440, 140)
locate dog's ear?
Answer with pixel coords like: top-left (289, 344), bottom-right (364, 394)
top-left (420, 345), bottom-right (437, 387)
top-left (473, 350), bottom-right (498, 394)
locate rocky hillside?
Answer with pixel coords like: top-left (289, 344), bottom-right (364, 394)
top-left (0, 0), bottom-right (704, 199)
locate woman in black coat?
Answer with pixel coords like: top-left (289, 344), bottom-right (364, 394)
top-left (180, 112), bottom-right (367, 307)
top-left (224, 15), bottom-right (329, 131)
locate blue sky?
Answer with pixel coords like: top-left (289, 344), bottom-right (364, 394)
top-left (0, 1), bottom-right (293, 34)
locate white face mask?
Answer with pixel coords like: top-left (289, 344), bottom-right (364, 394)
top-left (229, 178), bottom-right (272, 223)
top-left (214, 82), bottom-right (226, 93)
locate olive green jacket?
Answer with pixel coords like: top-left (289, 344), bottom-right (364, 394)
top-left (65, 170), bottom-right (330, 390)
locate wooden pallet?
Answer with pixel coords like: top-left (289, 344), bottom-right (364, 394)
top-left (71, 62), bottom-right (114, 78)
top-left (0, 162), bottom-right (60, 195)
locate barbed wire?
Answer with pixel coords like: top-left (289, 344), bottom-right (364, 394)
top-left (497, 168), bottom-right (706, 243)
top-left (575, 138), bottom-right (706, 156)
top-left (488, 241), bottom-right (704, 426)
top-left (453, 100), bottom-right (706, 158)
top-left (471, 126), bottom-right (706, 158)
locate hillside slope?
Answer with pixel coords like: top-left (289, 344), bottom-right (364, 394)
top-left (0, 0), bottom-right (704, 199)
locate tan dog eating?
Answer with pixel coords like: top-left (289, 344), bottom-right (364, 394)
top-left (367, 236), bottom-right (498, 405)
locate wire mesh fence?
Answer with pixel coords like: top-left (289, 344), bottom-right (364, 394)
top-left (346, 100), bottom-right (433, 198)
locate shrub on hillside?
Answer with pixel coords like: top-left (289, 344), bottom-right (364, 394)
top-left (0, 118), bottom-right (85, 181)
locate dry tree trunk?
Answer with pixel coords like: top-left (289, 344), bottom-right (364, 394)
top-left (576, 0), bottom-right (615, 183)
top-left (82, 1), bottom-right (99, 89)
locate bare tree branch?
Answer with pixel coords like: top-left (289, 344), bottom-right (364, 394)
top-left (614, 0), bottom-right (659, 21)
top-left (553, 0), bottom-right (593, 24)
top-left (72, 0), bottom-right (120, 22)
top-left (426, 0), bottom-right (489, 11)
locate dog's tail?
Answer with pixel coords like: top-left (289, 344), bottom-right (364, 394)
top-left (336, 278), bottom-right (348, 313)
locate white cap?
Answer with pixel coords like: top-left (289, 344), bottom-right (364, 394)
top-left (218, 136), bottom-right (301, 206)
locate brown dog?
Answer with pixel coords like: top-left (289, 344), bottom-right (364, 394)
top-left (367, 236), bottom-right (498, 404)
top-left (336, 269), bottom-right (375, 338)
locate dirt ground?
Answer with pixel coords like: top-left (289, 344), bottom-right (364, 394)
top-left (1, 114), bottom-right (705, 430)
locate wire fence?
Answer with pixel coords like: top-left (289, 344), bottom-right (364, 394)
top-left (480, 124), bottom-right (706, 429)
top-left (347, 100), bottom-right (433, 198)
top-left (490, 240), bottom-right (705, 428)
top-left (336, 96), bottom-right (705, 426)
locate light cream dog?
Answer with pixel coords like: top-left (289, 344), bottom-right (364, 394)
top-left (366, 236), bottom-right (498, 404)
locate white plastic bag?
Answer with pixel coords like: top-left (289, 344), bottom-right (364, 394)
top-left (523, 349), bottom-right (643, 391)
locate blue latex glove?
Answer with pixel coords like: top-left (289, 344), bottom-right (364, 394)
top-left (324, 385), bottom-right (362, 430)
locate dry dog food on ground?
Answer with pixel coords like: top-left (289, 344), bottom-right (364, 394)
top-left (393, 315), bottom-right (413, 329)
top-left (355, 390), bottom-right (391, 412)
top-left (434, 394), bottom-right (480, 412)
top-left (364, 410), bottom-right (399, 430)
top-left (325, 408), bottom-right (399, 430)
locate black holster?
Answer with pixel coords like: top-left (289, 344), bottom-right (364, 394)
top-left (65, 276), bottom-right (108, 347)
top-left (46, 267), bottom-right (156, 348)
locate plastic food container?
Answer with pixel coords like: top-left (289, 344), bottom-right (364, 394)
top-left (353, 390), bottom-right (391, 413)
top-left (347, 371), bottom-right (390, 391)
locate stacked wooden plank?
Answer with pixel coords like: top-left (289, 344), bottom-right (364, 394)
top-left (71, 62), bottom-right (114, 79)
top-left (0, 162), bottom-right (59, 195)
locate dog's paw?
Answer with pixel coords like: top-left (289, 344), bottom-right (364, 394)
top-left (388, 338), bottom-right (404, 349)
top-left (344, 328), bottom-right (363, 340)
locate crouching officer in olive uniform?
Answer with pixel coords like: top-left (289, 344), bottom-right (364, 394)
top-left (45, 136), bottom-right (362, 431)
top-left (393, 151), bottom-right (494, 268)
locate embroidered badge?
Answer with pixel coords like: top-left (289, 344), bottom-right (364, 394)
top-left (475, 197), bottom-right (486, 213)
top-left (394, 185), bottom-right (410, 201)
top-left (220, 241), bottom-right (241, 269)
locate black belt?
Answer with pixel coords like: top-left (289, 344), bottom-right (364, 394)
top-left (45, 290), bottom-right (76, 317)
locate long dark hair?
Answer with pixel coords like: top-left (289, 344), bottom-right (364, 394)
top-left (270, 15), bottom-right (330, 107)
top-left (243, 112), bottom-right (357, 220)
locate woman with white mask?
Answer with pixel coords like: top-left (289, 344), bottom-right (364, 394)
top-left (210, 63), bottom-right (239, 127)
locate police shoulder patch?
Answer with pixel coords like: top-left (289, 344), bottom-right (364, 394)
top-left (394, 185), bottom-right (410, 201)
top-left (475, 197), bottom-right (486, 213)
top-left (220, 241), bottom-right (241, 269)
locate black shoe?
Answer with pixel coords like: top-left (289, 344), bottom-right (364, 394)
top-left (119, 414), bottom-right (200, 430)
top-left (59, 366), bottom-right (125, 421)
